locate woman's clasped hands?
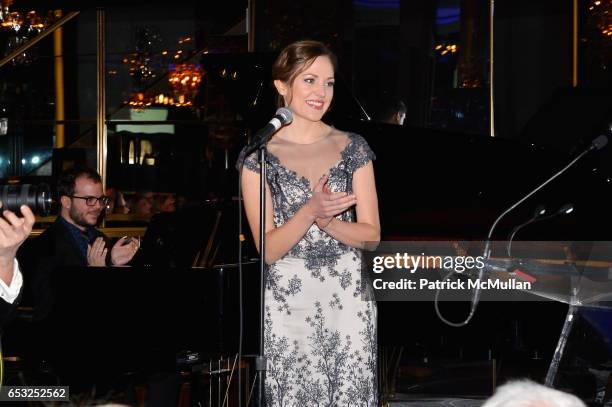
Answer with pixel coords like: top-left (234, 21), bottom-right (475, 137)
top-left (307, 174), bottom-right (357, 230)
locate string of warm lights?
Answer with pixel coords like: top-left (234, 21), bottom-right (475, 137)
top-left (588, 0), bottom-right (611, 38)
top-left (434, 43), bottom-right (458, 57)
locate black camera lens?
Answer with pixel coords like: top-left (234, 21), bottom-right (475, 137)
top-left (0, 183), bottom-right (53, 216)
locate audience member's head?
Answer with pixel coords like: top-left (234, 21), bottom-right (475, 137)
top-left (131, 191), bottom-right (154, 215)
top-left (482, 380), bottom-right (586, 407)
top-left (58, 167), bottom-right (108, 230)
top-left (105, 187), bottom-right (129, 214)
top-left (154, 193), bottom-right (176, 213)
top-left (378, 98), bottom-right (407, 126)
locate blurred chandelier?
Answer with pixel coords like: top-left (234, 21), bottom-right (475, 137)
top-left (0, 1), bottom-right (56, 64)
top-left (123, 34), bottom-right (203, 109)
top-left (167, 63), bottom-right (204, 107)
top-left (1, 2), bottom-right (52, 32)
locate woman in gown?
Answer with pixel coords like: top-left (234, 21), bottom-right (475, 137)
top-left (238, 40), bottom-right (380, 407)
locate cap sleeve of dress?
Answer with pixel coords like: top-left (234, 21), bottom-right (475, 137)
top-left (345, 133), bottom-right (375, 173)
top-left (236, 146), bottom-right (260, 172)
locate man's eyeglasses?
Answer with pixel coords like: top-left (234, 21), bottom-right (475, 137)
top-left (69, 195), bottom-right (111, 207)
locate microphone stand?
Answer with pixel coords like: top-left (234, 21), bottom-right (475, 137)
top-left (254, 145), bottom-right (268, 407)
top-left (242, 108), bottom-right (291, 407)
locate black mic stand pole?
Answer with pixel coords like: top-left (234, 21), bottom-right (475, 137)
top-left (254, 145), bottom-right (268, 407)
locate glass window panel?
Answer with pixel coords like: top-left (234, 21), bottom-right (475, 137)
top-left (255, 0), bottom-right (491, 134)
top-left (0, 10), bottom-right (95, 178)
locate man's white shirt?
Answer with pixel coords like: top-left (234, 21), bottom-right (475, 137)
top-left (0, 259), bottom-right (23, 304)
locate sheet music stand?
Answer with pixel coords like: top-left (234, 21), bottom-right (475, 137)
top-left (486, 254), bottom-right (612, 386)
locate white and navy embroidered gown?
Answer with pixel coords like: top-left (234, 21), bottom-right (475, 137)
top-left (238, 132), bottom-right (378, 407)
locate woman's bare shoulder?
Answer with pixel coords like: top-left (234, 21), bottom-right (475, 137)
top-left (327, 128), bottom-right (352, 149)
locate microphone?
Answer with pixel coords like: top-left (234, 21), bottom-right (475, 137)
top-left (243, 107), bottom-right (293, 156)
top-left (473, 134), bottom-right (607, 313)
top-left (506, 203), bottom-right (574, 257)
top-left (589, 134), bottom-right (608, 152)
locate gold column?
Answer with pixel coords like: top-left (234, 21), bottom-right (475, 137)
top-left (247, 0), bottom-right (255, 52)
top-left (96, 8), bottom-right (106, 190)
top-left (53, 10), bottom-right (65, 148)
top-left (489, 0), bottom-right (495, 137)
top-left (572, 0), bottom-right (578, 87)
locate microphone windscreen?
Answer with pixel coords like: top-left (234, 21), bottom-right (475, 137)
top-left (276, 107), bottom-right (293, 125)
top-left (533, 205), bottom-right (546, 217)
top-left (591, 135), bottom-right (608, 151)
top-left (557, 203), bottom-right (574, 215)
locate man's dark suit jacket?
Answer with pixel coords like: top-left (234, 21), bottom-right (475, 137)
top-left (0, 285), bottom-right (22, 330)
top-left (17, 218), bottom-right (108, 322)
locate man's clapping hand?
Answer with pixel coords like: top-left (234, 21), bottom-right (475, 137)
top-left (88, 236), bottom-right (140, 267)
top-left (87, 237), bottom-right (108, 266)
top-left (110, 236), bottom-right (140, 266)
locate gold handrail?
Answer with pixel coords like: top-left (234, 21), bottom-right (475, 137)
top-left (35, 213), bottom-right (153, 223)
top-left (30, 226), bottom-right (147, 238)
top-left (0, 11), bottom-right (80, 69)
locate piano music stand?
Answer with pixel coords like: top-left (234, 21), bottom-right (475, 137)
top-left (486, 255), bottom-right (612, 387)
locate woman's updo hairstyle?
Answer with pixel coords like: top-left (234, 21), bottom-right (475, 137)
top-left (272, 40), bottom-right (338, 107)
